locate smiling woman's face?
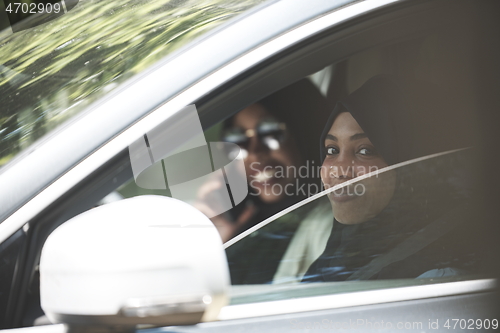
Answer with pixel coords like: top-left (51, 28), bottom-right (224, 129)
top-left (231, 104), bottom-right (301, 203)
top-left (321, 112), bottom-right (397, 224)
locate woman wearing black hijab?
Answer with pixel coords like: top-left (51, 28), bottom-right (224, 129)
top-left (301, 74), bottom-right (485, 282)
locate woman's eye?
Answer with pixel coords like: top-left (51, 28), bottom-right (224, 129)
top-left (358, 148), bottom-right (374, 156)
top-left (326, 147), bottom-right (339, 155)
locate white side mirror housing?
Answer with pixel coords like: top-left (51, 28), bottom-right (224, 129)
top-left (40, 196), bottom-right (229, 329)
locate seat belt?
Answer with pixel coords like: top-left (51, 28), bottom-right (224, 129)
top-left (346, 206), bottom-right (469, 281)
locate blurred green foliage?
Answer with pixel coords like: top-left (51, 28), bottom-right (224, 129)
top-left (0, 0), bottom-right (264, 167)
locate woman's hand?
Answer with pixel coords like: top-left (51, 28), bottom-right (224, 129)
top-left (194, 175), bottom-right (255, 242)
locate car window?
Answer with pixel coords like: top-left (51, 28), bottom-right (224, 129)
top-left (220, 22), bottom-right (494, 292)
top-left (116, 19), bottom-right (492, 292)
top-left (0, 0), bottom-right (265, 169)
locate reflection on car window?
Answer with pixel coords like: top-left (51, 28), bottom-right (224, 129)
top-left (0, 0), bottom-right (265, 168)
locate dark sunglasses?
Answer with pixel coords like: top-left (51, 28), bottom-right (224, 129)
top-left (222, 119), bottom-right (287, 151)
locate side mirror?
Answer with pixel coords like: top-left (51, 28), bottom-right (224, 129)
top-left (40, 196), bottom-right (230, 331)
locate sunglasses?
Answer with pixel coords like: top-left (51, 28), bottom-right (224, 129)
top-left (222, 119), bottom-right (287, 152)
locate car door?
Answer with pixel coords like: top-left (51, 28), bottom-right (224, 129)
top-left (1, 0), bottom-right (499, 330)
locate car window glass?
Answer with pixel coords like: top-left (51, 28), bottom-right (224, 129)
top-left (0, 0), bottom-right (265, 169)
top-left (96, 13), bottom-right (492, 306)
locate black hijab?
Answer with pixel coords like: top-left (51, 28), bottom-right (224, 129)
top-left (319, 75), bottom-right (414, 165)
top-left (303, 74), bottom-right (478, 282)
